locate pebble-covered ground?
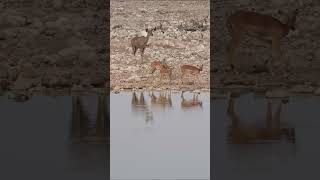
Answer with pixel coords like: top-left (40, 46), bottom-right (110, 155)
top-left (110, 0), bottom-right (210, 92)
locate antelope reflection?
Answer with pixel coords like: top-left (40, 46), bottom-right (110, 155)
top-left (70, 94), bottom-right (107, 144)
top-left (149, 91), bottom-right (172, 109)
top-left (131, 91), bottom-right (153, 126)
top-left (227, 93), bottom-right (295, 144)
top-left (181, 91), bottom-right (203, 110)
top-left (8, 91), bottom-right (32, 102)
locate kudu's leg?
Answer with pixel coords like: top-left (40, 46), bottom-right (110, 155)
top-left (270, 37), bottom-right (281, 76)
top-left (132, 46), bottom-right (137, 55)
top-left (141, 48), bottom-right (145, 64)
top-left (228, 32), bottom-right (242, 74)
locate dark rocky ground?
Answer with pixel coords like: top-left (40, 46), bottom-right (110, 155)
top-left (0, 0), bottom-right (108, 95)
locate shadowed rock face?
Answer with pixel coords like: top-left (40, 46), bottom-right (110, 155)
top-left (0, 0), bottom-right (108, 92)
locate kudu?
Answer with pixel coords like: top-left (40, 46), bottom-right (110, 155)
top-left (226, 9), bottom-right (299, 75)
top-left (131, 26), bottom-right (157, 64)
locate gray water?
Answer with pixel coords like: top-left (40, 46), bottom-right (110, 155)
top-left (213, 93), bottom-right (320, 180)
top-left (110, 91), bottom-right (210, 180)
top-left (0, 95), bottom-right (107, 180)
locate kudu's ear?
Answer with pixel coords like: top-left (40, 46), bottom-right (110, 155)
top-left (278, 10), bottom-right (284, 15)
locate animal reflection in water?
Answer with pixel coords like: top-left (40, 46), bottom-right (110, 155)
top-left (131, 91), bottom-right (153, 127)
top-left (149, 91), bottom-right (172, 109)
top-left (227, 93), bottom-right (295, 144)
top-left (70, 94), bottom-right (108, 144)
top-left (181, 91), bottom-right (203, 110)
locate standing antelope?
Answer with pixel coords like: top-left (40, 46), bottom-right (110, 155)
top-left (181, 91), bottom-right (202, 110)
top-left (150, 60), bottom-right (173, 84)
top-left (131, 27), bottom-right (157, 64)
top-left (226, 9), bottom-right (299, 75)
top-left (180, 64), bottom-right (203, 85)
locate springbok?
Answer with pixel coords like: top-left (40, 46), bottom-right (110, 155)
top-left (227, 93), bottom-right (295, 144)
top-left (131, 27), bottom-right (157, 64)
top-left (226, 9), bottom-right (299, 75)
top-left (180, 64), bottom-right (203, 85)
top-left (150, 60), bottom-right (173, 84)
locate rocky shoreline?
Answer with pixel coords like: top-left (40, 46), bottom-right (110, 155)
top-left (110, 0), bottom-right (210, 91)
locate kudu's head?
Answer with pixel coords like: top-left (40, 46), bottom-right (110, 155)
top-left (279, 8), bottom-right (299, 31)
top-left (288, 9), bottom-right (299, 31)
top-left (145, 27), bottom-right (157, 37)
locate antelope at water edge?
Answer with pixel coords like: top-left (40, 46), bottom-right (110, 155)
top-left (180, 64), bottom-right (203, 86)
top-left (226, 9), bottom-right (299, 76)
top-left (150, 60), bottom-right (173, 84)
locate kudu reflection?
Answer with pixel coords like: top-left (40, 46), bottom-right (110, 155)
top-left (70, 94), bottom-right (107, 144)
top-left (181, 91), bottom-right (203, 110)
top-left (131, 91), bottom-right (153, 126)
top-left (227, 94), bottom-right (295, 144)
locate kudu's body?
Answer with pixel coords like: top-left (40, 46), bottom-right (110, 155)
top-left (226, 9), bottom-right (298, 75)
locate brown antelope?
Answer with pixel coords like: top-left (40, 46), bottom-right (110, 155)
top-left (149, 91), bottom-right (172, 109)
top-left (150, 60), bottom-right (173, 84)
top-left (180, 64), bottom-right (203, 85)
top-left (227, 93), bottom-right (295, 144)
top-left (181, 91), bottom-right (202, 110)
top-left (226, 9), bottom-right (299, 75)
top-left (131, 27), bottom-right (157, 64)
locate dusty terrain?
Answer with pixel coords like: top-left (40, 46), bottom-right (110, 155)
top-left (110, 0), bottom-right (210, 91)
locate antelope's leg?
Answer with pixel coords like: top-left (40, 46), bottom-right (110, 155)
top-left (228, 33), bottom-right (242, 72)
top-left (141, 48), bottom-right (145, 63)
top-left (270, 37), bottom-right (281, 76)
top-left (181, 72), bottom-right (184, 85)
top-left (133, 46), bottom-right (137, 55)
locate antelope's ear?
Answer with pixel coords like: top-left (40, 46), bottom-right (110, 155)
top-left (278, 10), bottom-right (284, 15)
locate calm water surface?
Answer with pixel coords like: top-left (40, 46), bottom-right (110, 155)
top-left (110, 91), bottom-right (210, 180)
top-left (0, 94), bottom-right (107, 180)
top-left (213, 92), bottom-right (320, 180)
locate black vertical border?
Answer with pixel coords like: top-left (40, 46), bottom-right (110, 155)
top-left (106, 0), bottom-right (111, 179)
top-left (210, 0), bottom-right (214, 179)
